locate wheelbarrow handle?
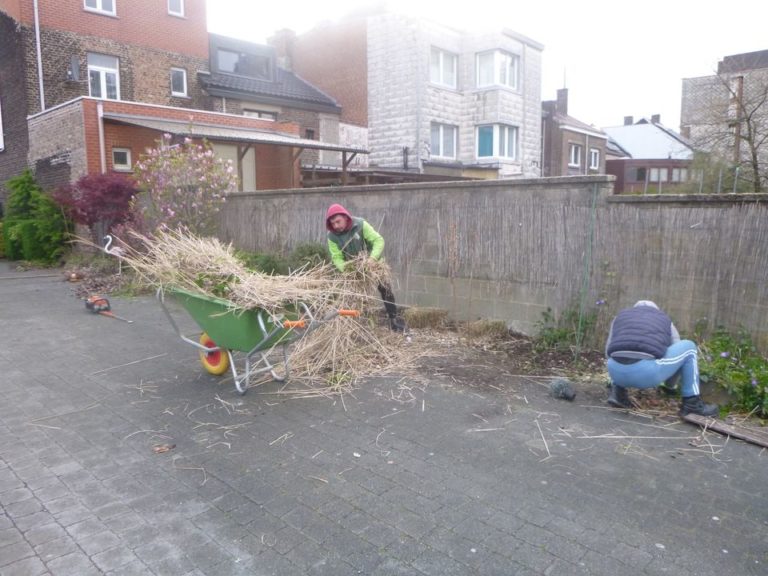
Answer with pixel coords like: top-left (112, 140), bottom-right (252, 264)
top-left (283, 319), bottom-right (307, 329)
top-left (338, 309), bottom-right (360, 317)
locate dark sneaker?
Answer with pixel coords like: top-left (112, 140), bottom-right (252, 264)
top-left (607, 384), bottom-right (633, 409)
top-left (389, 317), bottom-right (407, 333)
top-left (679, 396), bottom-right (719, 417)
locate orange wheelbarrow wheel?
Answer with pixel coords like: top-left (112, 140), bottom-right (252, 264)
top-left (199, 332), bottom-right (230, 375)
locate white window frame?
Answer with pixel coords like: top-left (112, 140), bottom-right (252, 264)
top-left (112, 148), bottom-right (132, 171)
top-left (170, 68), bottom-right (188, 97)
top-left (589, 148), bottom-right (600, 170)
top-left (430, 47), bottom-right (457, 88)
top-left (430, 122), bottom-right (457, 159)
top-left (243, 109), bottom-right (278, 121)
top-left (671, 167), bottom-right (687, 182)
top-left (0, 98), bottom-right (4, 152)
top-left (87, 53), bottom-right (120, 100)
top-left (84, 0), bottom-right (115, 16)
top-left (476, 124), bottom-right (518, 160)
top-left (568, 143), bottom-right (582, 167)
top-left (476, 50), bottom-right (519, 89)
top-left (168, 0), bottom-right (184, 17)
top-left (649, 167), bottom-right (669, 182)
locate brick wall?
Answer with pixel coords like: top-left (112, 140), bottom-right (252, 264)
top-left (286, 17), bottom-right (369, 127)
top-left (24, 27), bottom-right (210, 114)
top-left (13, 0), bottom-right (208, 58)
top-left (0, 11), bottom-right (31, 204)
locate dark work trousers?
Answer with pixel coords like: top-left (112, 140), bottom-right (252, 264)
top-left (378, 283), bottom-right (398, 319)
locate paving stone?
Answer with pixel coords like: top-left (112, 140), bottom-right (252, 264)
top-left (0, 487), bottom-right (33, 505)
top-left (24, 522), bottom-right (67, 547)
top-left (33, 535), bottom-right (79, 563)
top-left (0, 555), bottom-right (48, 576)
top-left (0, 539), bottom-right (35, 567)
top-left (45, 550), bottom-right (101, 576)
top-left (91, 545), bottom-right (142, 573)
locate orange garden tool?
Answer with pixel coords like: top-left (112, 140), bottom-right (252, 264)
top-left (85, 295), bottom-right (133, 323)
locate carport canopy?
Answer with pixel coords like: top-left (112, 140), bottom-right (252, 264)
top-left (103, 112), bottom-right (368, 185)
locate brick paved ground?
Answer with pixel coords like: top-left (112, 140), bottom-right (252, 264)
top-left (0, 262), bottom-right (766, 575)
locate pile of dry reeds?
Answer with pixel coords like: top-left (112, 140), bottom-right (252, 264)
top-left (109, 230), bottom-right (420, 394)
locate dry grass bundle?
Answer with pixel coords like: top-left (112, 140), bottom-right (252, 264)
top-left (115, 229), bottom-right (354, 314)
top-left (404, 307), bottom-right (449, 329)
top-left (105, 229), bottom-right (424, 393)
top-left (464, 319), bottom-right (509, 339)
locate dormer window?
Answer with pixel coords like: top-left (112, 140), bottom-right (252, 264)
top-left (216, 48), bottom-right (272, 80)
top-left (210, 35), bottom-right (276, 82)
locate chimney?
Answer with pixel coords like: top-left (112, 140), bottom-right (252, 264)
top-left (268, 28), bottom-right (296, 70)
top-left (651, 114), bottom-right (661, 124)
top-left (623, 116), bottom-right (634, 126)
top-left (556, 88), bottom-right (568, 115)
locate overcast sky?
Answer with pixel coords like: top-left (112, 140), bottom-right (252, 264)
top-left (206, 0), bottom-right (768, 131)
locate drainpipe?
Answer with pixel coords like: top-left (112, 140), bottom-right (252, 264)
top-left (33, 0), bottom-right (45, 111)
top-left (97, 101), bottom-right (106, 173)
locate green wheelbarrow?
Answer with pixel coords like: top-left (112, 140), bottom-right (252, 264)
top-left (157, 287), bottom-right (357, 395)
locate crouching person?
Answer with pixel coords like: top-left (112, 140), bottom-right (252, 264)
top-left (605, 300), bottom-right (718, 417)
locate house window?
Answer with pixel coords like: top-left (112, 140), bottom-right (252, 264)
top-left (112, 148), bottom-right (131, 171)
top-left (589, 148), bottom-right (600, 170)
top-left (243, 109), bottom-right (277, 121)
top-left (568, 144), bottom-right (582, 167)
top-left (649, 168), bottom-right (669, 182)
top-left (476, 124), bottom-right (518, 159)
top-left (84, 0), bottom-right (115, 16)
top-left (635, 167), bottom-right (647, 182)
top-left (304, 128), bottom-right (315, 140)
top-left (430, 122), bottom-right (457, 159)
top-left (476, 50), bottom-right (519, 89)
top-left (430, 47), bottom-right (457, 88)
top-left (0, 98), bottom-right (4, 152)
top-left (168, 0), bottom-right (184, 17)
top-left (671, 168), bottom-right (688, 182)
top-left (170, 68), bottom-right (187, 97)
top-left (217, 48), bottom-right (271, 80)
top-left (87, 53), bottom-right (120, 100)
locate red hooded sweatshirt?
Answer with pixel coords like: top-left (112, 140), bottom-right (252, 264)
top-left (325, 203), bottom-right (352, 232)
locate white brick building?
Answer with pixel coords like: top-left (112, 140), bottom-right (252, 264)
top-left (274, 10), bottom-right (544, 180)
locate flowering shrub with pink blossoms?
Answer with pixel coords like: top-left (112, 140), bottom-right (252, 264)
top-left (133, 134), bottom-right (237, 236)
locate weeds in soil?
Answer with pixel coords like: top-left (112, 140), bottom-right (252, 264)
top-left (533, 305), bottom-right (598, 352)
top-left (698, 327), bottom-right (768, 418)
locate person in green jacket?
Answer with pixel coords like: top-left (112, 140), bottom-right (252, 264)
top-left (325, 203), bottom-right (406, 332)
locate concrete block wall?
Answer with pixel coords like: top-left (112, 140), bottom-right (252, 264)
top-left (219, 178), bottom-right (768, 349)
top-left (27, 99), bottom-right (88, 185)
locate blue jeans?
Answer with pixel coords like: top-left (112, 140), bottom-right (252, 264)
top-left (607, 340), bottom-right (700, 397)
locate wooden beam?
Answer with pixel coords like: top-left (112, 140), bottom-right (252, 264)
top-left (682, 413), bottom-right (768, 449)
top-left (237, 144), bottom-right (251, 192)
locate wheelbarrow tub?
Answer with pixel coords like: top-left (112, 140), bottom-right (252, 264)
top-left (166, 286), bottom-right (297, 353)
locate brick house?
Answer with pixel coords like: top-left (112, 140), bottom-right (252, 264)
top-left (271, 9), bottom-right (544, 182)
top-left (0, 0), bottom-right (363, 206)
top-left (603, 116), bottom-right (695, 194)
top-left (541, 88), bottom-right (607, 177)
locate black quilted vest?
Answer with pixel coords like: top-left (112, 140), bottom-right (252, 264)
top-left (607, 306), bottom-right (672, 359)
